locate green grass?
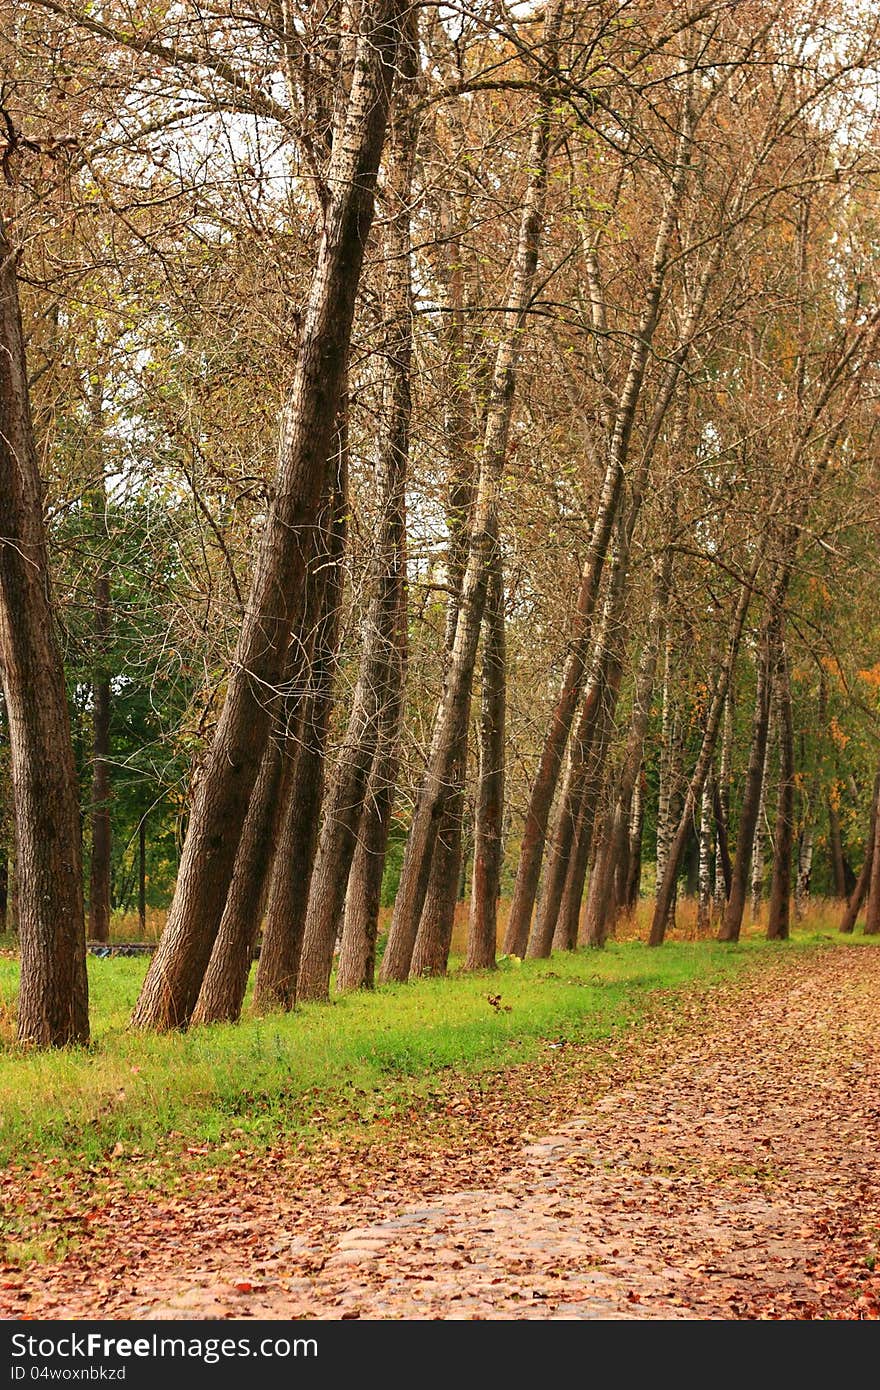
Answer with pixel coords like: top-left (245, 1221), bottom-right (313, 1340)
top-left (0, 931), bottom-right (853, 1173)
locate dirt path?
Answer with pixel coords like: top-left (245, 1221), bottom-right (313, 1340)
top-left (4, 945), bottom-right (880, 1320)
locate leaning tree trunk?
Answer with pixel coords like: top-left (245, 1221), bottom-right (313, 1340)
top-left (719, 620), bottom-right (776, 943)
top-left (465, 541), bottom-right (506, 971)
top-left (650, 552), bottom-right (763, 946)
top-left (191, 517), bottom-right (334, 1026)
top-left (131, 0), bottom-right (406, 1031)
top-left (336, 608), bottom-right (407, 992)
top-left (553, 652), bottom-right (624, 951)
top-left (252, 430), bottom-right (349, 1014)
top-left (530, 505), bottom-right (640, 958)
top-left (530, 671), bottom-right (606, 958)
top-left (584, 546), bottom-right (674, 947)
top-left (529, 656), bottom-right (610, 958)
top-left (767, 631), bottom-right (795, 940)
top-left (191, 740), bottom-right (286, 1024)
top-left (296, 13), bottom-right (416, 1004)
top-left (380, 3), bottom-right (562, 983)
top-left (0, 215), bottom-right (89, 1046)
top-left (840, 770), bottom-right (880, 933)
top-left (502, 84), bottom-right (698, 958)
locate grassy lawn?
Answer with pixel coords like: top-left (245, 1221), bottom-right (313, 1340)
top-left (0, 928), bottom-right (859, 1173)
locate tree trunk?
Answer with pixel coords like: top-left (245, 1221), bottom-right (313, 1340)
top-left (767, 632), bottom-right (795, 940)
top-left (863, 786), bottom-right (880, 937)
top-left (719, 622), bottom-right (775, 943)
top-left (840, 771), bottom-right (880, 933)
top-left (795, 821), bottom-right (814, 919)
top-left (529, 666), bottom-right (606, 958)
top-left (827, 790), bottom-right (847, 900)
top-left (465, 545), bottom-right (506, 971)
top-left (252, 432), bottom-right (349, 1013)
top-left (131, 0), bottom-right (406, 1031)
top-left (697, 774), bottom-right (713, 931)
top-left (380, 4), bottom-right (562, 983)
top-left (656, 636), bottom-right (676, 897)
top-left (554, 652), bottom-right (623, 951)
top-left (713, 692), bottom-right (734, 917)
top-left (585, 549), bottom-right (672, 947)
top-left (749, 701), bottom-right (773, 923)
top-left (0, 216), bottom-right (89, 1046)
top-left (650, 555), bottom-right (762, 946)
top-left (191, 490), bottom-right (337, 1025)
top-left (502, 84), bottom-right (698, 958)
top-left (336, 647), bottom-right (405, 991)
top-left (409, 770), bottom-right (466, 977)
top-left (297, 15), bottom-right (415, 1003)
top-left (625, 773), bottom-right (645, 911)
top-left (191, 739), bottom-right (286, 1024)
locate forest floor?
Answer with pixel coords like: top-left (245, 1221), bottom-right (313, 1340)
top-left (2, 942), bottom-right (879, 1320)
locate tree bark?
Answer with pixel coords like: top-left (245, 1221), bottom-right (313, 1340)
top-left (749, 698), bottom-right (773, 923)
top-left (583, 548), bottom-right (672, 947)
top-left (650, 554), bottom-right (762, 946)
top-left (529, 667), bottom-right (606, 958)
top-left (863, 784), bottom-right (880, 937)
top-left (719, 620), bottom-right (775, 943)
top-left (795, 820), bottom-right (814, 919)
top-left (625, 773), bottom-right (644, 911)
top-left (409, 769), bottom-right (466, 977)
top-left (0, 216), bottom-right (89, 1046)
top-left (380, 2), bottom-right (562, 983)
top-left (713, 692), bottom-right (734, 916)
top-left (191, 494), bottom-right (336, 1025)
top-left (840, 771), bottom-right (880, 933)
top-left (251, 430), bottom-right (349, 1014)
top-left (697, 774), bottom-right (713, 931)
top-left (191, 739), bottom-right (286, 1024)
top-left (767, 632), bottom-right (795, 940)
top-left (502, 81), bottom-right (697, 957)
top-left (131, 0), bottom-right (407, 1030)
top-left (335, 641), bottom-right (405, 992)
top-left (465, 542), bottom-right (506, 971)
top-left (554, 651), bottom-right (623, 951)
top-left (297, 29), bottom-right (416, 1002)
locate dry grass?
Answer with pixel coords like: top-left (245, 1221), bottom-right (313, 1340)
top-left (105, 896), bottom-right (852, 953)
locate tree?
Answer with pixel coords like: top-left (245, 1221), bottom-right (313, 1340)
top-left (0, 215), bottom-right (89, 1045)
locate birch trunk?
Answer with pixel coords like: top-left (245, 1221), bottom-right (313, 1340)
top-left (767, 632), bottom-right (795, 940)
